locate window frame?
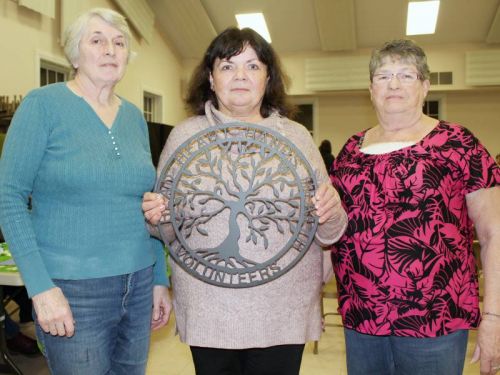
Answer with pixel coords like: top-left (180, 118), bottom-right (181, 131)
top-left (142, 89), bottom-right (163, 123)
top-left (36, 52), bottom-right (71, 87)
top-left (423, 94), bottom-right (446, 120)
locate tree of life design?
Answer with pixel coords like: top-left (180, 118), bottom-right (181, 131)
top-left (156, 123), bottom-right (318, 287)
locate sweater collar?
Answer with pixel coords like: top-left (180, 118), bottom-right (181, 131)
top-left (204, 101), bottom-right (283, 130)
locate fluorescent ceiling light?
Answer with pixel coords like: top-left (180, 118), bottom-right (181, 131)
top-left (235, 13), bottom-right (272, 43)
top-left (406, 1), bottom-right (440, 35)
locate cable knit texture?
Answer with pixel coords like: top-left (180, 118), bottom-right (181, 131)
top-left (155, 102), bottom-right (346, 349)
top-left (0, 83), bottom-right (168, 297)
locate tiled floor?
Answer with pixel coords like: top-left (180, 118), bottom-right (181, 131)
top-left (5, 279), bottom-right (484, 375)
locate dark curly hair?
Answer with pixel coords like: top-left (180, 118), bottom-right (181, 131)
top-left (185, 27), bottom-right (295, 118)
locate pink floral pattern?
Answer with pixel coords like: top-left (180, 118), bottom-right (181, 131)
top-left (331, 122), bottom-right (500, 337)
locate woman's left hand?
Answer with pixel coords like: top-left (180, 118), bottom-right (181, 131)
top-left (151, 285), bottom-right (172, 330)
top-left (312, 183), bottom-right (343, 224)
top-left (472, 317), bottom-right (500, 375)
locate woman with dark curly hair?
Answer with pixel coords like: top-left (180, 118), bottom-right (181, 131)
top-left (143, 27), bottom-right (347, 375)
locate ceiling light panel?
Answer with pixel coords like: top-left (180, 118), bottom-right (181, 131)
top-left (235, 13), bottom-right (272, 43)
top-left (406, 1), bottom-right (440, 35)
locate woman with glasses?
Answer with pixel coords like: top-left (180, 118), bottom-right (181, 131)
top-left (330, 39), bottom-right (500, 375)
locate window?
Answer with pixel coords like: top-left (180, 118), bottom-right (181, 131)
top-left (423, 99), bottom-right (440, 119)
top-left (40, 60), bottom-right (69, 86)
top-left (423, 94), bottom-right (446, 120)
top-left (143, 96), bottom-right (154, 122)
top-left (143, 91), bottom-right (162, 122)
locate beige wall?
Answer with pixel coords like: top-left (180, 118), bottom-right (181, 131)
top-left (444, 90), bottom-right (500, 156)
top-left (281, 42), bottom-right (500, 157)
top-left (0, 0), bottom-right (58, 95)
top-left (307, 89), bottom-right (500, 157)
top-left (2, 0), bottom-right (499, 156)
top-left (184, 44), bottom-right (500, 156)
top-left (0, 0), bottom-right (186, 125)
top-left (314, 92), bottom-right (375, 156)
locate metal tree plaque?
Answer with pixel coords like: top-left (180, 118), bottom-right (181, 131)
top-left (156, 123), bottom-right (318, 287)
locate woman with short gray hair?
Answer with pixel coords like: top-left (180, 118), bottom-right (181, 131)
top-left (331, 39), bottom-right (500, 375)
top-left (0, 7), bottom-right (171, 374)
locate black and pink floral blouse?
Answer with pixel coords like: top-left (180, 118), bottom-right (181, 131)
top-left (331, 121), bottom-right (500, 337)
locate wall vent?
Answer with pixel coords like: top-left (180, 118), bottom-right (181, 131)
top-left (305, 56), bottom-right (369, 91)
top-left (465, 50), bottom-right (500, 86)
top-left (430, 72), bottom-right (453, 85)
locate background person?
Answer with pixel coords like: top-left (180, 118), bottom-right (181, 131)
top-left (319, 139), bottom-right (335, 174)
top-left (3, 286), bottom-right (33, 331)
top-left (143, 27), bottom-right (347, 375)
top-left (0, 8), bottom-right (171, 374)
top-left (330, 39), bottom-right (500, 375)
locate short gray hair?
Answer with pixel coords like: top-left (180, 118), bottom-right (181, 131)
top-left (63, 8), bottom-right (133, 71)
top-left (369, 39), bottom-right (430, 82)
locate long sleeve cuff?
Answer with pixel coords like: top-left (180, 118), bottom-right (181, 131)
top-left (315, 207), bottom-right (348, 246)
top-left (151, 237), bottom-right (170, 287)
top-left (14, 251), bottom-right (56, 297)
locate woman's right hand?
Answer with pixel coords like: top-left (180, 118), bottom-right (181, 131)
top-left (32, 287), bottom-right (75, 337)
top-left (142, 192), bottom-right (167, 226)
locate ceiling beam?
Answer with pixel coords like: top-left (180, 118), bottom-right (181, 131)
top-left (113, 0), bottom-right (155, 43)
top-left (486, 3), bottom-right (500, 44)
top-left (148, 0), bottom-right (217, 59)
top-left (314, 0), bottom-right (357, 51)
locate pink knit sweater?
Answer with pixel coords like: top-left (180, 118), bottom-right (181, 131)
top-left (156, 102), bottom-right (347, 348)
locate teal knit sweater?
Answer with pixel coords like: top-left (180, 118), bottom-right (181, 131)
top-left (0, 83), bottom-right (168, 297)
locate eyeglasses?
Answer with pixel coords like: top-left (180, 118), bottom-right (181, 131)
top-left (372, 72), bottom-right (421, 85)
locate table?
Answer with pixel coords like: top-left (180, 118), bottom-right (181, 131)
top-left (0, 243), bottom-right (23, 286)
top-left (0, 243), bottom-right (24, 374)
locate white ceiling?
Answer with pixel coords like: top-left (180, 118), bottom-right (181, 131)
top-left (146, 0), bottom-right (500, 60)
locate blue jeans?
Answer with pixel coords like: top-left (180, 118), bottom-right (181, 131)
top-left (344, 328), bottom-right (468, 375)
top-left (35, 266), bottom-right (154, 375)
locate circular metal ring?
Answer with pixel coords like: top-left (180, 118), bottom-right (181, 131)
top-left (156, 122), bottom-right (319, 288)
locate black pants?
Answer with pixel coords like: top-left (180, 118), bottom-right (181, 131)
top-left (190, 344), bottom-right (305, 375)
top-left (3, 286), bottom-right (33, 323)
